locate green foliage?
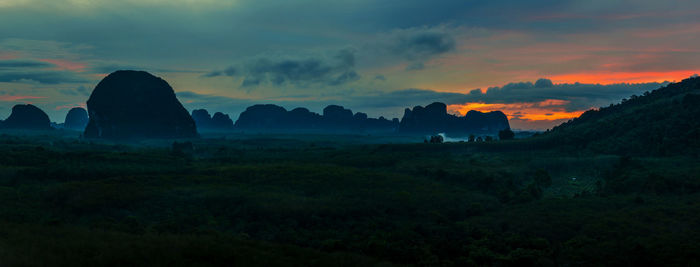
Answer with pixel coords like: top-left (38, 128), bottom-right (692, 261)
top-left (498, 128), bottom-right (515, 140)
top-left (533, 169), bottom-right (552, 188)
top-left (535, 77), bottom-right (700, 156)
top-left (0, 132), bottom-right (697, 265)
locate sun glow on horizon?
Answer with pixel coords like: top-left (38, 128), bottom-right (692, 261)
top-left (449, 99), bottom-right (588, 126)
top-left (548, 70), bottom-right (696, 85)
top-left (431, 72), bottom-right (700, 129)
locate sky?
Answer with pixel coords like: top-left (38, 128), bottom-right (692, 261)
top-left (0, 0), bottom-right (698, 130)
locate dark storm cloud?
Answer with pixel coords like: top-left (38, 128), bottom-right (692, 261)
top-left (357, 26), bottom-right (458, 70)
top-left (242, 50), bottom-right (359, 87)
top-left (534, 78), bottom-right (554, 88)
top-left (391, 30), bottom-right (455, 60)
top-left (472, 79), bottom-right (666, 111)
top-left (206, 49), bottom-right (360, 88)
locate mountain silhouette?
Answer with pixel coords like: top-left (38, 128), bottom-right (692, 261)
top-left (83, 70), bottom-right (198, 139)
top-left (399, 102), bottom-right (510, 135)
top-left (63, 107), bottom-right (89, 130)
top-left (234, 104), bottom-right (398, 133)
top-left (191, 109), bottom-right (234, 131)
top-left (1, 104), bottom-right (52, 130)
top-left (211, 112), bottom-right (234, 129)
top-left (539, 76), bottom-right (700, 155)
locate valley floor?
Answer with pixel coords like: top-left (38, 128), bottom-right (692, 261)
top-left (0, 131), bottom-right (698, 266)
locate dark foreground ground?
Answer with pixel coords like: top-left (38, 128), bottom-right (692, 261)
top-left (0, 130), bottom-right (698, 266)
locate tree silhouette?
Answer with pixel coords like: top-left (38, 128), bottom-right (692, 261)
top-left (498, 128), bottom-right (515, 140)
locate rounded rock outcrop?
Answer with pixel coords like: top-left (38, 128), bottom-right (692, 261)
top-left (192, 109), bottom-right (234, 131)
top-left (2, 104), bottom-right (52, 130)
top-left (399, 102), bottom-right (510, 135)
top-left (63, 107), bottom-right (89, 130)
top-left (83, 70), bottom-right (197, 139)
top-left (211, 112), bottom-right (234, 129)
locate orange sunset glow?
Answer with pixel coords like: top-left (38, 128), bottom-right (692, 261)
top-left (449, 100), bottom-right (587, 123)
top-left (548, 70), bottom-right (696, 85)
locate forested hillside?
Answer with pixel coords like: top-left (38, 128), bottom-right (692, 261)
top-left (537, 77), bottom-right (700, 155)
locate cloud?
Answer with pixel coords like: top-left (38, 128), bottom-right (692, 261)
top-left (176, 91), bottom-right (228, 100)
top-left (0, 94), bottom-right (46, 102)
top-left (0, 39), bottom-right (93, 62)
top-left (389, 28), bottom-right (456, 60)
top-left (177, 91), bottom-right (256, 106)
top-left (472, 79), bottom-right (667, 111)
top-left (202, 66), bottom-right (237, 78)
top-left (0, 58), bottom-right (89, 84)
top-left (0, 71), bottom-right (87, 84)
top-left (534, 78), bottom-right (554, 87)
top-left (0, 0), bottom-right (697, 129)
top-left (177, 78), bottom-right (671, 130)
top-left (405, 62), bottom-right (425, 71)
top-left (89, 63), bottom-right (197, 75)
top-left (176, 90), bottom-right (263, 117)
top-left (357, 25), bottom-right (461, 72)
top-left (58, 85), bottom-right (91, 96)
top-left (76, 85), bottom-right (90, 96)
top-left (89, 64), bottom-right (142, 74)
top-left (0, 0), bottom-right (237, 10)
top-left (0, 59), bottom-right (54, 69)
top-left (374, 75), bottom-right (386, 81)
top-left (345, 79), bottom-right (667, 113)
top-left (206, 49), bottom-right (360, 88)
top-left (58, 89), bottom-right (78, 96)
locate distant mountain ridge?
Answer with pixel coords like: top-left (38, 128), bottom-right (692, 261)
top-left (0, 70), bottom-right (513, 137)
top-left (234, 104), bottom-right (399, 133)
top-left (232, 102), bottom-right (511, 135)
top-left (192, 109), bottom-right (234, 131)
top-left (399, 102), bottom-right (510, 135)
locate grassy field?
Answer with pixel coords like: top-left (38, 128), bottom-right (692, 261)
top-left (0, 130), bottom-right (698, 266)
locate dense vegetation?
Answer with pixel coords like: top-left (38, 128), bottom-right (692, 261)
top-left (0, 130), bottom-right (697, 266)
top-left (536, 77), bottom-right (700, 156)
